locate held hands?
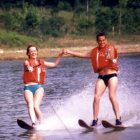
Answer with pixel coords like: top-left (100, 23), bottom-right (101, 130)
top-left (63, 49), bottom-right (71, 55)
top-left (59, 48), bottom-right (65, 56)
top-left (59, 49), bottom-right (71, 56)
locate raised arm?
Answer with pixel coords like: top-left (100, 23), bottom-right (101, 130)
top-left (44, 49), bottom-right (64, 68)
top-left (64, 49), bottom-right (92, 58)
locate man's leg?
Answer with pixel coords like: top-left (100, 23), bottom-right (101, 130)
top-left (93, 79), bottom-right (106, 120)
top-left (108, 76), bottom-right (121, 120)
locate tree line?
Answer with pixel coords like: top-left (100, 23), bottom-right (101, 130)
top-left (0, 0), bottom-right (139, 38)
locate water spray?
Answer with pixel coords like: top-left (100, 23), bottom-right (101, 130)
top-left (50, 104), bottom-right (76, 140)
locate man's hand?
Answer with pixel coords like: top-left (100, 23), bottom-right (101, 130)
top-left (63, 49), bottom-right (71, 55)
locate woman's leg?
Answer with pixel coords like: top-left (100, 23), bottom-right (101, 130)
top-left (24, 90), bottom-right (36, 123)
top-left (33, 88), bottom-right (44, 123)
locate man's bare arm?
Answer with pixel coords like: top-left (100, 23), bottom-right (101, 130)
top-left (64, 49), bottom-right (92, 58)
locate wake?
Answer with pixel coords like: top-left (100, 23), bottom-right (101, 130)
top-left (38, 82), bottom-right (140, 131)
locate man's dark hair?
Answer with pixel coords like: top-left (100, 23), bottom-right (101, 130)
top-left (96, 32), bottom-right (106, 40)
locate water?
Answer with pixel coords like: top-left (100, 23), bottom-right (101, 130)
top-left (0, 54), bottom-right (140, 140)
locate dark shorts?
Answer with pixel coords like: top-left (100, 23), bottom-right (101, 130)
top-left (98, 73), bottom-right (117, 87)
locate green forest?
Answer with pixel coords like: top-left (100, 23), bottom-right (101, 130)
top-left (0, 0), bottom-right (140, 48)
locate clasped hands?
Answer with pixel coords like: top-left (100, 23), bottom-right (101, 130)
top-left (59, 49), bottom-right (70, 56)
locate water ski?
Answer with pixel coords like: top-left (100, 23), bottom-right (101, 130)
top-left (17, 118), bottom-right (34, 130)
top-left (102, 120), bottom-right (126, 129)
top-left (78, 119), bottom-right (95, 130)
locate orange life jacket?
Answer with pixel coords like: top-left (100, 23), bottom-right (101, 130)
top-left (23, 59), bottom-right (46, 84)
top-left (91, 44), bottom-right (118, 73)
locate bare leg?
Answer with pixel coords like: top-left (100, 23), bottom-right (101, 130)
top-left (93, 79), bottom-right (106, 120)
top-left (33, 88), bottom-right (44, 123)
top-left (24, 90), bottom-right (36, 123)
top-left (108, 76), bottom-right (120, 119)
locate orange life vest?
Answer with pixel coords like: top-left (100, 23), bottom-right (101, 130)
top-left (91, 44), bottom-right (118, 73)
top-left (23, 59), bottom-right (46, 84)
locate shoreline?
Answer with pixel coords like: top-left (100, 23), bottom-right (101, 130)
top-left (0, 44), bottom-right (140, 61)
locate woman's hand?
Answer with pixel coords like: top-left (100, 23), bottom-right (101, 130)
top-left (63, 49), bottom-right (71, 55)
top-left (28, 66), bottom-right (33, 72)
top-left (59, 49), bottom-right (64, 56)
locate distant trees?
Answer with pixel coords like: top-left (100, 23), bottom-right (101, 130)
top-left (1, 4), bottom-right (40, 34)
top-left (24, 5), bottom-right (40, 31)
top-left (94, 0), bottom-right (140, 35)
top-left (0, 0), bottom-right (139, 37)
top-left (40, 16), bottom-right (65, 37)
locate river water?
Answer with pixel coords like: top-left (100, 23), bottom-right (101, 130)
top-left (0, 54), bottom-right (140, 140)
